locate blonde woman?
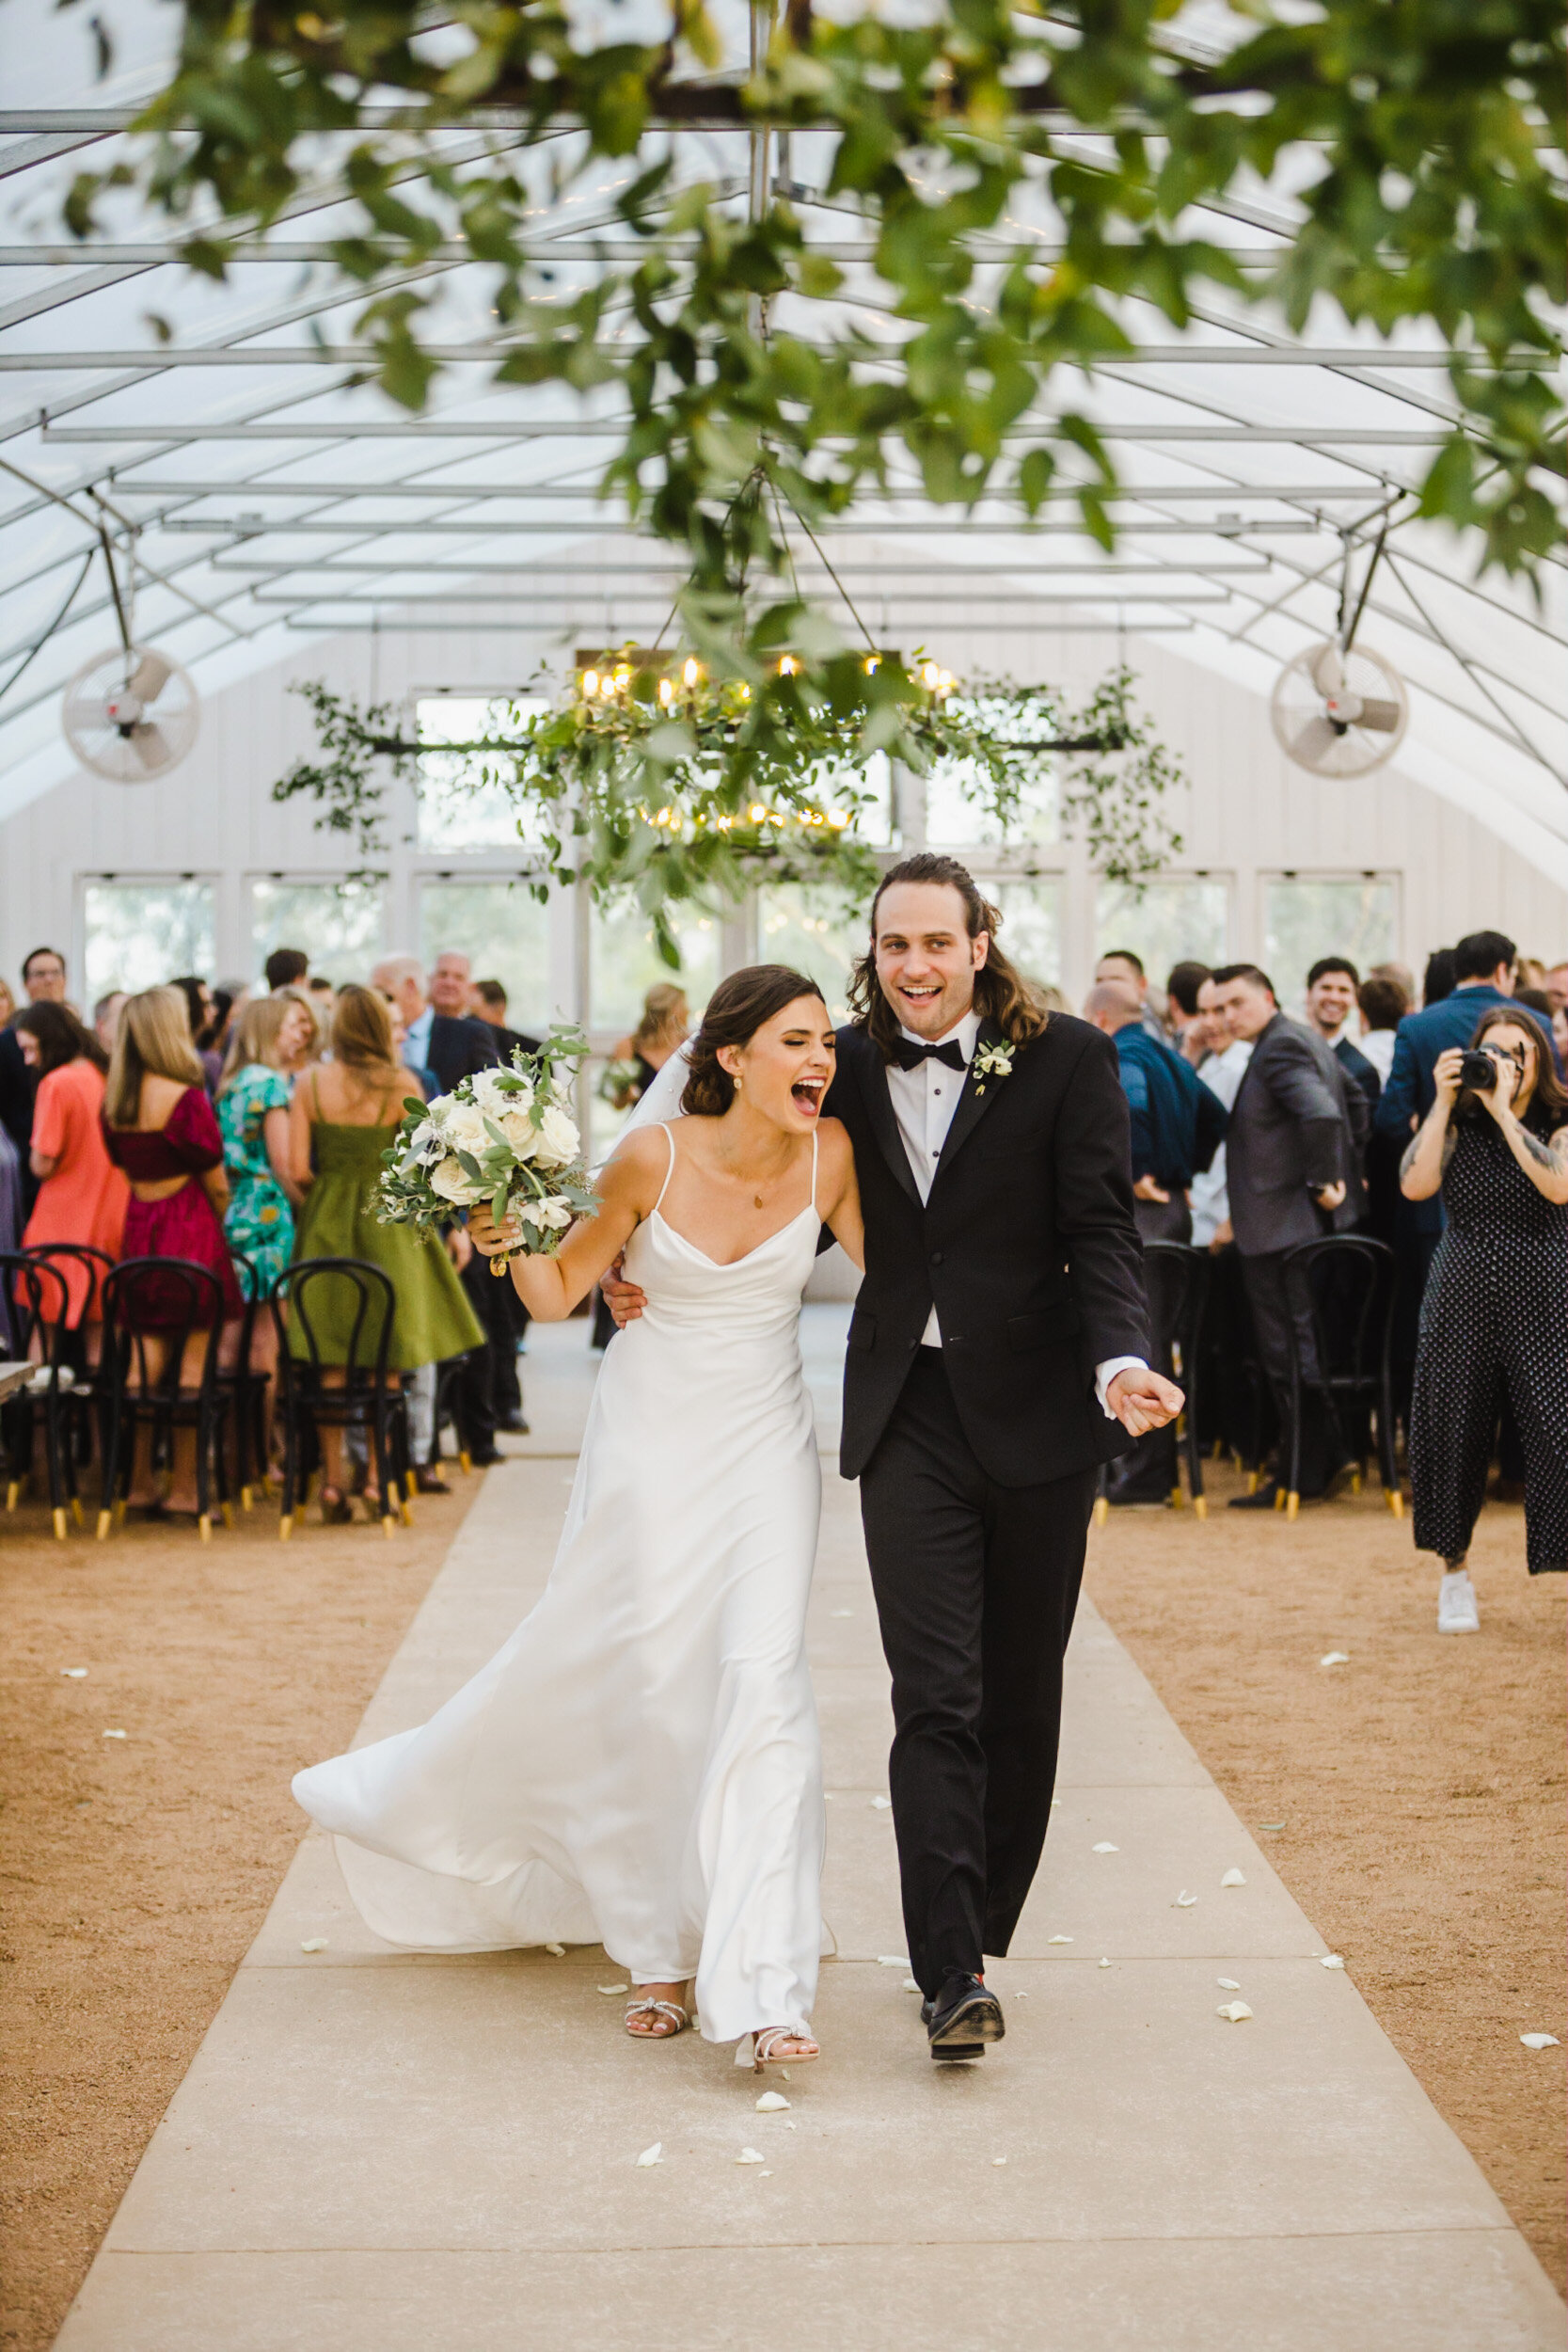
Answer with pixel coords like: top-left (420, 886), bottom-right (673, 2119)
top-left (218, 997), bottom-right (309, 1297)
top-left (288, 984), bottom-right (482, 1519)
top-left (102, 987), bottom-right (245, 1511)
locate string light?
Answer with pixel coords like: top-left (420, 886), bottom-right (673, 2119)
top-left (657, 676), bottom-right (673, 705)
top-left (779, 655), bottom-right (799, 675)
top-left (683, 656), bottom-right (701, 688)
top-left (581, 669), bottom-right (599, 697)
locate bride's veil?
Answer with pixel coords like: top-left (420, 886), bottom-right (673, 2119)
top-left (593, 1041), bottom-right (693, 1168)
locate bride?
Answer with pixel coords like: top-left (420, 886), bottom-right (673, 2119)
top-left (293, 966), bottom-right (863, 2069)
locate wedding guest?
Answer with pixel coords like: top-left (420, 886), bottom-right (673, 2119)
top-left (372, 953), bottom-right (505, 1459)
top-left (1188, 976), bottom-right (1257, 1464)
top-left (306, 975), bottom-right (338, 1028)
top-left (1355, 973), bottom-right (1407, 1087)
top-left (609, 983), bottom-right (690, 1108)
top-left (1401, 1009), bottom-right (1568, 1629)
top-left (171, 975), bottom-right (223, 1091)
top-left (1164, 961), bottom-right (1211, 1063)
top-left (288, 984), bottom-right (483, 1519)
top-left (14, 1005), bottom-right (129, 1344)
top-left (0, 947), bottom-right (70, 1199)
top-left (103, 988), bottom-right (245, 1514)
top-left (217, 998), bottom-right (306, 1298)
top-left (1304, 957), bottom-right (1381, 1121)
top-left (1421, 946), bottom-right (1457, 1008)
top-left (471, 977), bottom-right (541, 1066)
top-left (0, 976), bottom-right (14, 1028)
top-left (1094, 947), bottom-right (1164, 1037)
top-left (1210, 963), bottom-right (1363, 1508)
top-left (93, 991), bottom-right (128, 1057)
top-left (0, 1120), bottom-right (20, 1349)
top-left (265, 946), bottom-right (309, 993)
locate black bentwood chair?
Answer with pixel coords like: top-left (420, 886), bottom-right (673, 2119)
top-left (1277, 1233), bottom-right (1400, 1522)
top-left (0, 1252), bottom-right (80, 1537)
top-left (98, 1259), bottom-right (233, 1541)
top-left (24, 1242), bottom-right (118, 1524)
top-left (269, 1258), bottom-right (411, 1540)
top-left (216, 1261), bottom-right (273, 1510)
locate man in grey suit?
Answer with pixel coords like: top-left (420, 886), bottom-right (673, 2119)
top-left (1210, 963), bottom-right (1367, 1510)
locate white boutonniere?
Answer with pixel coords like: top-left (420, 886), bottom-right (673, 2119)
top-left (972, 1041), bottom-right (1016, 1095)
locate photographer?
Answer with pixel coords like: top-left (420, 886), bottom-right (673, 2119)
top-left (1402, 1010), bottom-right (1568, 1629)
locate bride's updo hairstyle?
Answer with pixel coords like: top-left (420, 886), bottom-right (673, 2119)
top-left (680, 965), bottom-right (827, 1117)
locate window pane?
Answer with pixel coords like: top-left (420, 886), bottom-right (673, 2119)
top-left (416, 695), bottom-right (551, 850)
top-left (420, 880), bottom-right (553, 1032)
top-left (590, 903), bottom-right (720, 1034)
top-left (1262, 878), bottom-right (1398, 1008)
top-left (991, 880), bottom-right (1063, 990)
top-left (808, 751), bottom-right (894, 847)
top-left (249, 879), bottom-right (385, 987)
top-left (757, 885), bottom-right (866, 1025)
top-left (1095, 880), bottom-right (1229, 984)
top-left (84, 880), bottom-right (215, 1000)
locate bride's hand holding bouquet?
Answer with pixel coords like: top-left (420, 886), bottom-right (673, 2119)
top-left (377, 1028), bottom-right (598, 1285)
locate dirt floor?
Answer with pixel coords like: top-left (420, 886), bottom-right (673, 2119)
top-left (1088, 1457), bottom-right (1566, 2294)
top-left (0, 1470), bottom-right (480, 2352)
top-left (2, 1455), bottom-right (1562, 2347)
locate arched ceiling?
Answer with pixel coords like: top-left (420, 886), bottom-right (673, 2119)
top-left (3, 0), bottom-right (1565, 881)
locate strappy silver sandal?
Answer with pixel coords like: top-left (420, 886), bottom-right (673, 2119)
top-left (752, 2026), bottom-right (819, 2072)
top-left (625, 1995), bottom-right (690, 2041)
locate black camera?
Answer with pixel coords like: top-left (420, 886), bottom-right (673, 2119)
top-left (1459, 1050), bottom-right (1497, 1091)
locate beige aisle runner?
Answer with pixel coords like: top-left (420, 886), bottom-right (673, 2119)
top-left (55, 1323), bottom-right (1562, 2351)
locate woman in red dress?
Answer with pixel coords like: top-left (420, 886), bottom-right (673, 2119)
top-left (102, 987), bottom-right (244, 1512)
top-left (14, 1003), bottom-right (129, 1349)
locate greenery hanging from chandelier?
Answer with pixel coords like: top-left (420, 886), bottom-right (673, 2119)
top-left (274, 644), bottom-right (1183, 965)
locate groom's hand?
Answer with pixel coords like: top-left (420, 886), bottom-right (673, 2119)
top-left (600, 1258), bottom-right (648, 1327)
top-left (1107, 1366), bottom-right (1183, 1437)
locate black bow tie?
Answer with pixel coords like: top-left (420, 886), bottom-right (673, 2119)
top-left (892, 1037), bottom-right (967, 1073)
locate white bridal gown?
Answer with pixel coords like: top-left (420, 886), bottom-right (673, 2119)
top-left (293, 1123), bottom-right (827, 2049)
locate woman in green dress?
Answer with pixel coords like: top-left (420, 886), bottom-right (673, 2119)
top-left (287, 983), bottom-right (483, 1521)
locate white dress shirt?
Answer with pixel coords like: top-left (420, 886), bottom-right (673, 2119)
top-left (1359, 1025), bottom-right (1397, 1084)
top-left (1188, 1037), bottom-right (1252, 1248)
top-left (886, 1011), bottom-right (1145, 1417)
top-left (404, 1004), bottom-right (435, 1071)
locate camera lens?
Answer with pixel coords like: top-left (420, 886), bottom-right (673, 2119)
top-left (1459, 1050), bottom-right (1497, 1091)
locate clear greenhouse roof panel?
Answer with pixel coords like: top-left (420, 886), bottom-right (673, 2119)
top-left (2, 0), bottom-right (1564, 876)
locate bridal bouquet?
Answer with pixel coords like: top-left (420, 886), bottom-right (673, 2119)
top-left (377, 1027), bottom-right (596, 1275)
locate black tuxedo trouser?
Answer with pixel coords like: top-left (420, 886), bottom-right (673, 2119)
top-left (858, 1348), bottom-right (1096, 1998)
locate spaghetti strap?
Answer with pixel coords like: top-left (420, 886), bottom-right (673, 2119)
top-left (809, 1122), bottom-right (819, 1216)
top-left (653, 1122), bottom-right (678, 1214)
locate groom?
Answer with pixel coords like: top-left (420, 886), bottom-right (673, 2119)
top-left (610, 852), bottom-right (1180, 2058)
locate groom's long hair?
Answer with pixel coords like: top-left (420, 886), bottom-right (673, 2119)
top-left (847, 853), bottom-right (1051, 1059)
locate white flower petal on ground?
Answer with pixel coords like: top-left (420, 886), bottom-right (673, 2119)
top-left (1174, 1891), bottom-right (1197, 1907)
top-left (903, 1979), bottom-right (922, 1993)
top-left (877, 1954), bottom-right (910, 1967)
top-left (1047, 1935), bottom-right (1074, 1945)
top-left (1217, 1979), bottom-right (1242, 1991)
top-left (991, 2156), bottom-right (1007, 2167)
top-left (545, 1943), bottom-right (565, 1956)
top-left (831, 1609), bottom-right (853, 1619)
top-left (1099, 1958), bottom-right (1113, 1968)
top-left (300, 1938), bottom-right (328, 1953)
top-left (871, 1796), bottom-right (891, 1810)
top-left (1320, 1954), bottom-right (1346, 1970)
top-left (1320, 1650), bottom-right (1351, 1667)
top-left (60, 1667), bottom-right (87, 1678)
top-left (597, 1983), bottom-right (629, 1994)
top-left (635, 2142), bottom-right (663, 2168)
top-left (1220, 1868), bottom-right (1247, 1888)
top-left (1520, 2033), bottom-right (1560, 2050)
top-left (1215, 2000), bottom-right (1254, 2023)
top-left (736, 2147), bottom-right (767, 2165)
top-left (755, 2090), bottom-right (790, 2111)
top-left (103, 1728), bottom-right (127, 1740)
top-left (1092, 1841), bottom-right (1119, 1854)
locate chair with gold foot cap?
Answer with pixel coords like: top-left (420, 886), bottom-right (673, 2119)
top-left (97, 1260), bottom-right (234, 1542)
top-left (270, 1259), bottom-right (411, 1544)
top-left (1278, 1235), bottom-right (1399, 1521)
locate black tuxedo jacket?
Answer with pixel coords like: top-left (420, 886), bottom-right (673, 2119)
top-left (426, 1013), bottom-right (501, 1095)
top-left (824, 1015), bottom-right (1150, 1488)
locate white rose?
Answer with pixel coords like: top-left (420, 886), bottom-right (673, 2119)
top-left (498, 1108), bottom-right (537, 1156)
top-left (430, 1154), bottom-right (482, 1203)
top-left (532, 1104), bottom-right (579, 1168)
top-left (438, 1102), bottom-right (487, 1154)
top-left (531, 1195), bottom-right (574, 1231)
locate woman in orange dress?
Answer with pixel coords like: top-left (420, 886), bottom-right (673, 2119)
top-left (15, 1004), bottom-right (129, 1342)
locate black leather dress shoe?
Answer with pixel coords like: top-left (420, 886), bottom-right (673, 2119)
top-left (927, 1973), bottom-right (1005, 2060)
top-left (497, 1410), bottom-right (531, 1435)
top-left (1228, 1479), bottom-right (1282, 1511)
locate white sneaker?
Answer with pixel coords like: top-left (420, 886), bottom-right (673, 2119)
top-left (1437, 1570), bottom-right (1480, 1634)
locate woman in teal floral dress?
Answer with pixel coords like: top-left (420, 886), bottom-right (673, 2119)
top-left (217, 995), bottom-right (312, 1295)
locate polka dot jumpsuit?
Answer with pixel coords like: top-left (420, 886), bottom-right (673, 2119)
top-left (1409, 1112), bottom-right (1568, 1574)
